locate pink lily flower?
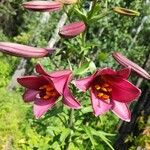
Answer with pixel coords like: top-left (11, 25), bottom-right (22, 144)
top-left (112, 52), bottom-right (150, 80)
top-left (23, 1), bottom-right (62, 12)
top-left (0, 42), bottom-right (54, 58)
top-left (17, 64), bottom-right (80, 119)
top-left (75, 68), bottom-right (141, 122)
top-left (59, 21), bottom-right (86, 39)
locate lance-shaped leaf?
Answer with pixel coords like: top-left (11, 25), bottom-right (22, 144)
top-left (112, 52), bottom-right (150, 80)
top-left (0, 42), bottom-right (55, 58)
top-left (113, 7), bottom-right (140, 16)
top-left (23, 1), bottom-right (62, 12)
top-left (59, 21), bottom-right (86, 39)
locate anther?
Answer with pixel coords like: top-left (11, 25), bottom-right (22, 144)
top-left (102, 94), bottom-right (110, 100)
top-left (103, 83), bottom-right (109, 87)
top-left (101, 87), bottom-right (107, 92)
top-left (97, 93), bottom-right (104, 98)
top-left (43, 95), bottom-right (50, 99)
top-left (95, 85), bottom-right (101, 90)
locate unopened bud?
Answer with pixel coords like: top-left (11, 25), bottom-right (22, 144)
top-left (23, 1), bottom-right (62, 12)
top-left (113, 7), bottom-right (140, 16)
top-left (112, 52), bottom-right (150, 80)
top-left (0, 42), bottom-right (55, 58)
top-left (59, 21), bottom-right (86, 39)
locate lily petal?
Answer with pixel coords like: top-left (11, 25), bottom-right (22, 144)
top-left (117, 67), bottom-right (131, 79)
top-left (17, 76), bottom-right (49, 90)
top-left (98, 68), bottom-right (117, 76)
top-left (74, 71), bottom-right (97, 92)
top-left (34, 98), bottom-right (57, 119)
top-left (107, 76), bottom-right (141, 102)
top-left (90, 90), bottom-right (112, 116)
top-left (112, 100), bottom-right (131, 122)
top-left (36, 64), bottom-right (71, 77)
top-left (23, 89), bottom-right (39, 102)
top-left (35, 64), bottom-right (49, 76)
top-left (63, 75), bottom-right (81, 108)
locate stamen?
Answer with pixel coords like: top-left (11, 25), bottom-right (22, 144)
top-left (43, 95), bottom-right (50, 99)
top-left (97, 92), bottom-right (104, 98)
top-left (101, 87), bottom-right (107, 92)
top-left (102, 94), bottom-right (110, 100)
top-left (95, 84), bottom-right (101, 90)
top-left (107, 88), bottom-right (112, 92)
top-left (46, 87), bottom-right (54, 91)
top-left (103, 83), bottom-right (109, 87)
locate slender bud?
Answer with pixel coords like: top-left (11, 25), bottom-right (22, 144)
top-left (59, 21), bottom-right (86, 39)
top-left (23, 1), bottom-right (62, 12)
top-left (112, 52), bottom-right (150, 80)
top-left (113, 7), bottom-right (140, 16)
top-left (0, 42), bottom-right (55, 58)
top-left (56, 0), bottom-right (78, 4)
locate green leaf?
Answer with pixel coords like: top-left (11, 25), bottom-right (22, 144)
top-left (82, 126), bottom-right (97, 146)
top-left (74, 61), bottom-right (96, 75)
top-left (60, 128), bottom-right (70, 143)
top-left (74, 8), bottom-right (87, 22)
top-left (74, 61), bottom-right (91, 75)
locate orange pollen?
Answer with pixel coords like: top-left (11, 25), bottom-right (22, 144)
top-left (94, 82), bottom-right (112, 102)
top-left (101, 87), bottom-right (107, 92)
top-left (95, 84), bottom-right (101, 90)
top-left (39, 84), bottom-right (58, 100)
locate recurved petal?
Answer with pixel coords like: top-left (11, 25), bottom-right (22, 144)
top-left (108, 76), bottom-right (141, 102)
top-left (17, 75), bottom-right (49, 90)
top-left (35, 64), bottom-right (49, 76)
top-left (117, 67), bottom-right (131, 79)
top-left (23, 1), bottom-right (62, 12)
top-left (23, 89), bottom-right (39, 102)
top-left (34, 98), bottom-right (57, 119)
top-left (112, 52), bottom-right (150, 80)
top-left (90, 90), bottom-right (112, 116)
top-left (112, 100), bottom-right (131, 122)
top-left (63, 75), bottom-right (81, 108)
top-left (59, 21), bottom-right (86, 39)
top-left (0, 42), bottom-right (49, 58)
top-left (36, 64), bottom-right (71, 77)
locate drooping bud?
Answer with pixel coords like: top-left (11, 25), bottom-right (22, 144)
top-left (112, 52), bottom-right (150, 80)
top-left (56, 0), bottom-right (78, 4)
top-left (59, 21), bottom-right (86, 39)
top-left (113, 7), bottom-right (140, 16)
top-left (23, 1), bottom-right (62, 12)
top-left (0, 42), bottom-right (55, 58)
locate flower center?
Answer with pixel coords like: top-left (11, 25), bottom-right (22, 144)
top-left (93, 82), bottom-right (112, 103)
top-left (39, 84), bottom-right (59, 100)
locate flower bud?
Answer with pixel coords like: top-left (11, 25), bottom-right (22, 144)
top-left (112, 52), bottom-right (150, 80)
top-left (23, 1), bottom-right (62, 12)
top-left (0, 42), bottom-right (55, 58)
top-left (113, 7), bottom-right (140, 16)
top-left (59, 21), bottom-right (86, 39)
top-left (56, 0), bottom-right (78, 4)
